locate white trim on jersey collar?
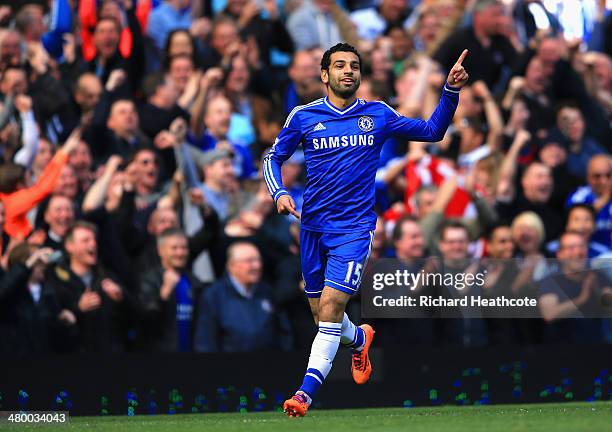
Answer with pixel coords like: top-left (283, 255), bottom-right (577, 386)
top-left (323, 97), bottom-right (361, 115)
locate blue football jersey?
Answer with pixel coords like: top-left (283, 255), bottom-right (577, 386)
top-left (263, 85), bottom-right (461, 233)
top-left (566, 186), bottom-right (612, 247)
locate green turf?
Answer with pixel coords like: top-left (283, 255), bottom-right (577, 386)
top-left (4, 402), bottom-right (612, 432)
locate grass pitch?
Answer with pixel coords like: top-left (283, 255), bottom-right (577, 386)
top-left (5, 402), bottom-right (611, 432)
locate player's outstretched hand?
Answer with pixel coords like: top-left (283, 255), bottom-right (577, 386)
top-left (277, 194), bottom-right (300, 219)
top-left (447, 49), bottom-right (469, 88)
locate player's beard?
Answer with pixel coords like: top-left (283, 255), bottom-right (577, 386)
top-left (329, 75), bottom-right (360, 99)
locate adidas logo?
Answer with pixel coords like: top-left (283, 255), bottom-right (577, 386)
top-left (313, 122), bottom-right (326, 131)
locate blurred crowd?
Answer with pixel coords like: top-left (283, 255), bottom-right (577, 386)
top-left (0, 0), bottom-right (611, 355)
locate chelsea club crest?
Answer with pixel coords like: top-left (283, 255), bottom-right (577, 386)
top-left (358, 116), bottom-right (374, 132)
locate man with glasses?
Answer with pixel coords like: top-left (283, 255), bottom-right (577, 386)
top-left (567, 155), bottom-right (612, 248)
top-left (194, 242), bottom-right (291, 352)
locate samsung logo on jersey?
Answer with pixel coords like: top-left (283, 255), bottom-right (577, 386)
top-left (313, 135), bottom-right (374, 149)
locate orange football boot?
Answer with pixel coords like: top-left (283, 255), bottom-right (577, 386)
top-left (351, 324), bottom-right (375, 384)
top-left (283, 392), bottom-right (310, 417)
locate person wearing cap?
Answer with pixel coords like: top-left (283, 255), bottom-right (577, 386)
top-left (199, 148), bottom-right (236, 222)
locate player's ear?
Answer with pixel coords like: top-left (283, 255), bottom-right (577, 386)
top-left (321, 69), bottom-right (328, 85)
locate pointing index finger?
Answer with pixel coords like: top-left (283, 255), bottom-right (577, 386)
top-left (456, 49), bottom-right (468, 66)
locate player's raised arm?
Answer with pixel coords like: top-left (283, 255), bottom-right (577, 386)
top-left (383, 49), bottom-right (469, 143)
top-left (262, 109), bottom-right (303, 219)
top-left (446, 49), bottom-right (469, 88)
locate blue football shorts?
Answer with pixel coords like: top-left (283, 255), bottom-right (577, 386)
top-left (300, 229), bottom-right (374, 298)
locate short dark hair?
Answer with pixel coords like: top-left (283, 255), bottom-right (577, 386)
top-left (392, 215), bottom-right (419, 242)
top-left (95, 16), bottom-right (121, 33)
top-left (7, 241), bottom-right (33, 268)
top-left (439, 219), bottom-right (469, 241)
top-left (109, 98), bottom-right (136, 115)
top-left (163, 29), bottom-right (196, 68)
top-left (558, 230), bottom-right (586, 250)
top-left (566, 204), bottom-right (596, 225)
top-left (157, 227), bottom-right (187, 247)
top-left (485, 222), bottom-right (511, 242)
top-left (65, 221), bottom-right (98, 244)
top-left (320, 43), bottom-right (362, 72)
top-left (1, 66), bottom-right (27, 87)
top-left (0, 163), bottom-right (26, 194)
top-left (142, 72), bottom-right (167, 100)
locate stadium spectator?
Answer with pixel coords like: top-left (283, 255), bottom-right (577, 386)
top-left (413, 7), bottom-right (441, 55)
top-left (147, 0), bottom-right (192, 51)
top-left (434, 0), bottom-right (517, 91)
top-left (163, 29), bottom-right (197, 67)
top-left (287, 0), bottom-right (356, 51)
top-left (486, 223), bottom-right (514, 260)
top-left (538, 231), bottom-right (611, 343)
top-left (555, 105), bottom-right (606, 178)
top-left (0, 30), bottom-right (22, 69)
top-left (46, 221), bottom-right (126, 352)
top-left (14, 4), bottom-right (45, 45)
top-left (219, 0), bottom-right (294, 68)
top-left (69, 140), bottom-right (95, 193)
top-left (566, 155), bottom-right (612, 248)
top-left (138, 227), bottom-right (205, 351)
top-left (285, 50), bottom-right (325, 113)
top-left (537, 135), bottom-right (582, 211)
top-left (497, 161), bottom-right (562, 242)
top-left (69, 73), bottom-right (103, 128)
top-left (189, 94), bottom-right (257, 181)
top-left (0, 0), bottom-right (610, 356)
top-left (199, 16), bottom-right (241, 69)
top-left (480, 223), bottom-right (523, 343)
top-left (393, 214), bottom-right (426, 265)
top-left (0, 128), bottom-right (80, 239)
top-left (79, 0), bottom-right (146, 65)
top-left (510, 211), bottom-right (545, 259)
top-left (350, 0), bottom-right (411, 42)
top-left (187, 149), bottom-right (233, 222)
top-left (386, 214), bottom-right (433, 344)
top-left (194, 241), bottom-right (291, 352)
top-left (166, 54), bottom-right (197, 106)
top-left (435, 219), bottom-right (487, 347)
top-left (29, 138), bottom-right (54, 184)
top-left (78, 16), bottom-right (144, 94)
top-left (88, 98), bottom-right (152, 164)
top-left (547, 205), bottom-right (608, 258)
top-left (223, 54), bottom-right (272, 138)
top-left (134, 197), bottom-right (220, 276)
top-left (0, 244), bottom-right (76, 355)
top-left (139, 72), bottom-right (189, 178)
top-left (41, 194), bottom-right (75, 251)
top-left (140, 72), bottom-right (189, 142)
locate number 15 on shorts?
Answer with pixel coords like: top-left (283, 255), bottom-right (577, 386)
top-left (344, 261), bottom-right (363, 286)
